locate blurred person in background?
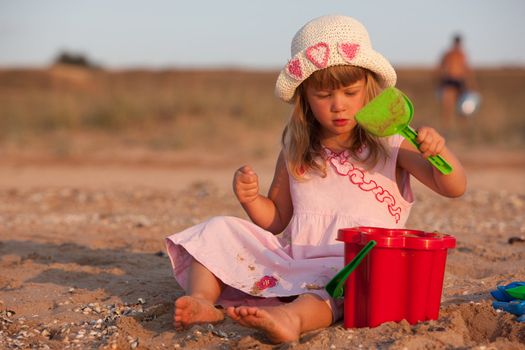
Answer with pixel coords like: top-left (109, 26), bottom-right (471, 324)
top-left (437, 34), bottom-right (477, 135)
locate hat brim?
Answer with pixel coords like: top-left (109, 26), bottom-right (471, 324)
top-left (275, 47), bottom-right (396, 103)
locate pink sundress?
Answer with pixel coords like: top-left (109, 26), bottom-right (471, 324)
top-left (166, 134), bottom-right (413, 318)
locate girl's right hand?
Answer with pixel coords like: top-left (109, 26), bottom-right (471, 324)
top-left (233, 165), bottom-right (259, 204)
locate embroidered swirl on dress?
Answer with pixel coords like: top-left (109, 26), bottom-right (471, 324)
top-left (325, 149), bottom-right (401, 223)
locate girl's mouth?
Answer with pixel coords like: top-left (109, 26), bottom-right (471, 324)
top-left (333, 119), bottom-right (349, 126)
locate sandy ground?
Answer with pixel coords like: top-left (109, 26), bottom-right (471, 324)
top-left (1, 143), bottom-right (525, 349)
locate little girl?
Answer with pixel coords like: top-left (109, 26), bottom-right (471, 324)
top-left (165, 15), bottom-right (466, 343)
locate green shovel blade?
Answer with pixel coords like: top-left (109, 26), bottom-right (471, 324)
top-left (506, 286), bottom-right (525, 300)
top-left (325, 240), bottom-right (376, 298)
top-left (355, 87), bottom-right (452, 175)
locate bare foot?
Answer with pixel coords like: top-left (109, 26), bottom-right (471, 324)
top-left (226, 305), bottom-right (301, 343)
top-left (173, 296), bottom-right (224, 328)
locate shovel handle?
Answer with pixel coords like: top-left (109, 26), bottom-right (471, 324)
top-left (400, 126), bottom-right (453, 175)
top-left (325, 240), bottom-right (376, 299)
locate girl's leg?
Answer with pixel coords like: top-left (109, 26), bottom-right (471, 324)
top-left (226, 293), bottom-right (333, 344)
top-left (174, 258), bottom-right (225, 328)
top-left (441, 87), bottom-right (457, 133)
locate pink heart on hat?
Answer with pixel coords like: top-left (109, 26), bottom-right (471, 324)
top-left (286, 58), bottom-right (303, 80)
top-left (339, 43), bottom-right (360, 62)
top-left (306, 42), bottom-right (330, 68)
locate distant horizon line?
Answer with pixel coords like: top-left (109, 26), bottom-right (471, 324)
top-left (1, 62), bottom-right (524, 71)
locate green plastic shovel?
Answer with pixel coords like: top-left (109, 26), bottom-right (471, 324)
top-left (325, 240), bottom-right (376, 298)
top-left (355, 87), bottom-right (452, 175)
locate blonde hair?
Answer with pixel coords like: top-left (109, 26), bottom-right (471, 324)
top-left (281, 65), bottom-right (389, 180)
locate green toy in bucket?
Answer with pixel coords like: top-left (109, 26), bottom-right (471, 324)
top-left (326, 240), bottom-right (376, 298)
top-left (355, 87), bottom-right (452, 175)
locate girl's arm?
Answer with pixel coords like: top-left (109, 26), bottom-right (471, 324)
top-left (397, 127), bottom-right (467, 197)
top-left (233, 150), bottom-right (293, 234)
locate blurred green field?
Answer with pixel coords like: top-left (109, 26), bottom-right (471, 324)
top-left (1, 65), bottom-right (524, 157)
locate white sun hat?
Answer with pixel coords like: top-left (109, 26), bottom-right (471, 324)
top-left (275, 15), bottom-right (397, 103)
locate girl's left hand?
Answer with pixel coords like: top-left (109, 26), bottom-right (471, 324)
top-left (416, 126), bottom-right (446, 159)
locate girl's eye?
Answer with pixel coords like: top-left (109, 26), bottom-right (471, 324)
top-left (316, 93), bottom-right (331, 98)
top-left (345, 91), bottom-right (357, 96)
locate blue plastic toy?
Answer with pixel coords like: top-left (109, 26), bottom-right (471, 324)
top-left (491, 281), bottom-right (525, 323)
top-left (493, 301), bottom-right (525, 315)
top-left (490, 282), bottom-right (525, 302)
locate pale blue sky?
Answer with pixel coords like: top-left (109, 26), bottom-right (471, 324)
top-left (1, 0), bottom-right (524, 69)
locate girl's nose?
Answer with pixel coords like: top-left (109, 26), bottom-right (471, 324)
top-left (330, 93), bottom-right (346, 112)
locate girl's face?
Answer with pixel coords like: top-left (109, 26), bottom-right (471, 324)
top-left (305, 78), bottom-right (367, 145)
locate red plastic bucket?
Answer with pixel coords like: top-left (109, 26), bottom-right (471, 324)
top-left (337, 226), bottom-right (456, 328)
